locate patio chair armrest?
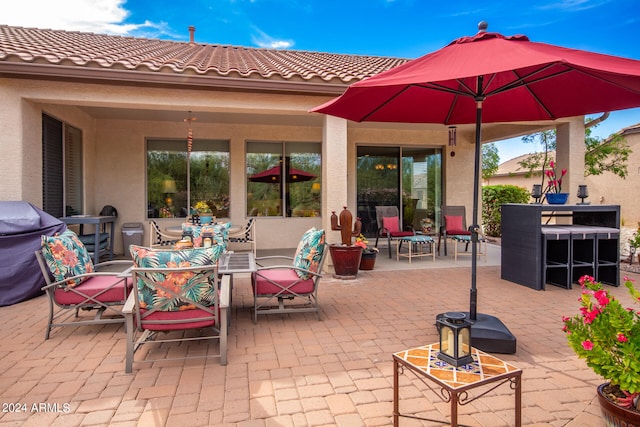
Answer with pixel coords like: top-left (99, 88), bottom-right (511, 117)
top-left (255, 255), bottom-right (294, 261)
top-left (377, 226), bottom-right (390, 236)
top-left (290, 266), bottom-right (324, 278)
top-left (122, 292), bottom-right (136, 314)
top-left (255, 264), bottom-right (323, 278)
top-left (94, 259), bottom-right (134, 270)
top-left (255, 255), bottom-right (294, 267)
top-left (219, 275), bottom-right (230, 309)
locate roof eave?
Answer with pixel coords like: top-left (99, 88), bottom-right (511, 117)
top-left (0, 62), bottom-right (350, 95)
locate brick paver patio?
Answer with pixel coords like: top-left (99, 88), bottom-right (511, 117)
top-left (2, 245), bottom-right (636, 426)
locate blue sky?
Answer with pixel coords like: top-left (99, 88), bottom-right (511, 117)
top-left (4, 0), bottom-right (640, 162)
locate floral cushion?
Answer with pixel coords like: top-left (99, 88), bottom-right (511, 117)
top-left (41, 229), bottom-right (94, 288)
top-left (292, 228), bottom-right (326, 279)
top-left (181, 222), bottom-right (231, 249)
top-left (129, 244), bottom-right (225, 311)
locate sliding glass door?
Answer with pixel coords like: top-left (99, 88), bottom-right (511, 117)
top-left (357, 146), bottom-right (442, 237)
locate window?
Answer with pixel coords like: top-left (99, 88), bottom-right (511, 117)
top-left (146, 139), bottom-right (229, 219)
top-left (246, 141), bottom-right (321, 217)
top-left (42, 114), bottom-right (83, 217)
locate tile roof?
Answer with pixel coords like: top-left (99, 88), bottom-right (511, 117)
top-left (0, 25), bottom-right (409, 91)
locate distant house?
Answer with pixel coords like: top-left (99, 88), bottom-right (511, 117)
top-left (0, 24), bottom-right (587, 253)
top-left (487, 123), bottom-right (640, 225)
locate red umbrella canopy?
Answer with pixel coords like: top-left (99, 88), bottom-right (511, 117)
top-left (311, 25), bottom-right (640, 326)
top-left (248, 165), bottom-right (316, 183)
top-left (312, 31), bottom-right (640, 124)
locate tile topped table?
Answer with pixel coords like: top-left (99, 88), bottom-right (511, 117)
top-left (393, 343), bottom-right (521, 426)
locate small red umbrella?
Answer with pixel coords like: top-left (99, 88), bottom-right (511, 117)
top-left (249, 165), bottom-right (316, 184)
top-left (312, 22), bottom-right (640, 353)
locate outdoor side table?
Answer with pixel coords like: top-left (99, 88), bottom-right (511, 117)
top-left (218, 252), bottom-right (257, 323)
top-left (393, 343), bottom-right (522, 427)
top-left (396, 235), bottom-right (435, 263)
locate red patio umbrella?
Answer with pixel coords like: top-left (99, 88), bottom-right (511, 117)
top-left (312, 22), bottom-right (640, 353)
top-left (249, 165), bottom-right (316, 184)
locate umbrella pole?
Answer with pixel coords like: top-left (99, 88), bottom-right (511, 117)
top-left (469, 97), bottom-right (483, 321)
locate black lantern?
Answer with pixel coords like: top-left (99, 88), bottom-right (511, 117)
top-left (182, 229), bottom-right (193, 243)
top-left (530, 184), bottom-right (542, 204)
top-left (437, 312), bottom-right (474, 367)
top-left (202, 231), bottom-right (214, 248)
top-left (577, 185), bottom-right (590, 205)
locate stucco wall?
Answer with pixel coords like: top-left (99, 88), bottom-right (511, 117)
top-left (0, 76), bottom-right (504, 254)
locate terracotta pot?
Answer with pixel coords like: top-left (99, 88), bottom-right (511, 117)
top-left (359, 251), bottom-right (377, 270)
top-left (597, 383), bottom-right (640, 427)
top-left (329, 245), bottom-right (363, 279)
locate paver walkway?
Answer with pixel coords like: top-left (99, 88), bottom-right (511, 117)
top-left (2, 258), bottom-right (636, 426)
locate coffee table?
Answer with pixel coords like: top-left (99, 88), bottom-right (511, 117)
top-left (393, 343), bottom-right (521, 426)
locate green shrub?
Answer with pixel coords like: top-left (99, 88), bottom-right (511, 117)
top-left (482, 185), bottom-right (530, 237)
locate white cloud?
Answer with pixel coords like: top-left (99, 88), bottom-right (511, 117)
top-left (250, 27), bottom-right (294, 49)
top-left (1, 0), bottom-right (161, 36)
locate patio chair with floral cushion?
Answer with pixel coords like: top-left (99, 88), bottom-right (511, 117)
top-left (251, 228), bottom-right (327, 323)
top-left (36, 229), bottom-right (133, 339)
top-left (123, 244), bottom-right (228, 373)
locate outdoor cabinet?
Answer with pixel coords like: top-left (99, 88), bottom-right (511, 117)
top-left (501, 204), bottom-right (620, 290)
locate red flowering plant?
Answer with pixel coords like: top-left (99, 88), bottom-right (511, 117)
top-left (544, 160), bottom-right (567, 193)
top-left (562, 275), bottom-right (640, 411)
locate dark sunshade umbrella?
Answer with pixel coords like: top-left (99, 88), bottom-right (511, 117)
top-left (249, 165), bottom-right (316, 183)
top-left (312, 22), bottom-right (640, 353)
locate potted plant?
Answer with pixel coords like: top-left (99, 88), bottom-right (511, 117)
top-left (194, 201), bottom-right (213, 224)
top-left (329, 207), bottom-right (363, 279)
top-left (354, 234), bottom-right (378, 270)
top-left (544, 160), bottom-right (568, 204)
top-left (562, 275), bottom-right (640, 424)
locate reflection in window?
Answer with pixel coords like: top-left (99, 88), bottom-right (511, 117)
top-left (147, 139), bottom-right (229, 219)
top-left (356, 146), bottom-right (441, 236)
top-left (246, 141), bottom-right (321, 217)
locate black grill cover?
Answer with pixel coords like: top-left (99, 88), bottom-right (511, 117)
top-left (0, 202), bottom-right (66, 306)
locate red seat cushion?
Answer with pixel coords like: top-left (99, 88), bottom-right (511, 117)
top-left (54, 276), bottom-right (132, 305)
top-left (389, 231), bottom-right (415, 237)
top-left (252, 269), bottom-right (315, 296)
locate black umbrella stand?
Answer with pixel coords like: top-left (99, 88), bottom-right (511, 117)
top-left (437, 90), bottom-right (517, 354)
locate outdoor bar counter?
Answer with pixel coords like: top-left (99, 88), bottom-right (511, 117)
top-left (501, 204), bottom-right (620, 290)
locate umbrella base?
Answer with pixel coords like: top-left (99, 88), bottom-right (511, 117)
top-left (436, 312), bottom-right (517, 354)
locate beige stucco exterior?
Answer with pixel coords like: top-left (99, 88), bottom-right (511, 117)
top-left (1, 73), bottom-right (587, 255)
